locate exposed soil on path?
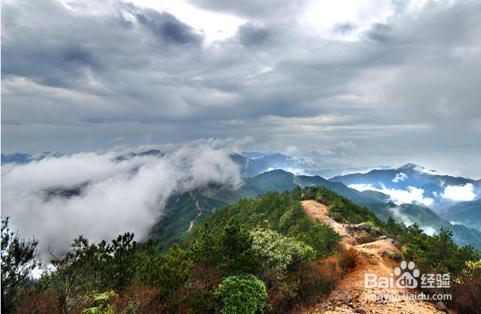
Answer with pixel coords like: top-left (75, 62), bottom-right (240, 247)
top-left (300, 200), bottom-right (447, 314)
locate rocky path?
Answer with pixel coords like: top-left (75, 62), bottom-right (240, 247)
top-left (187, 192), bottom-right (203, 232)
top-left (300, 200), bottom-right (447, 314)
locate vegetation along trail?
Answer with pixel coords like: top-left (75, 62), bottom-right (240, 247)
top-left (301, 200), bottom-right (445, 314)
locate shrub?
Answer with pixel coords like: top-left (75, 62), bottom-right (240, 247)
top-left (135, 243), bottom-right (189, 298)
top-left (190, 219), bottom-right (259, 275)
top-left (250, 227), bottom-right (314, 274)
top-left (109, 285), bottom-right (162, 313)
top-left (15, 287), bottom-right (61, 314)
top-left (337, 247), bottom-right (358, 273)
top-left (315, 259), bottom-right (341, 295)
top-left (278, 205), bottom-right (305, 232)
top-left (82, 290), bottom-right (118, 314)
top-left (299, 223), bottom-right (340, 258)
top-left (294, 260), bottom-right (340, 306)
top-left (450, 260), bottom-right (481, 314)
top-left (215, 275), bottom-right (267, 314)
top-left (1, 218), bottom-right (39, 312)
top-left (400, 226), bottom-right (480, 278)
top-left (356, 231), bottom-right (378, 244)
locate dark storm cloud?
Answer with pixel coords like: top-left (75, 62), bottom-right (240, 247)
top-left (2, 0), bottom-right (481, 177)
top-left (133, 9), bottom-right (203, 46)
top-left (62, 47), bottom-right (98, 67)
top-left (365, 23), bottom-right (392, 43)
top-left (1, 0), bottom-right (111, 88)
top-left (237, 24), bottom-right (272, 46)
top-left (1, 0), bottom-right (203, 89)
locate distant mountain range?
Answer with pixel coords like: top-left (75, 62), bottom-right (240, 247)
top-left (231, 154), bottom-right (481, 234)
top-left (1, 152), bottom-right (63, 164)
top-left (331, 163), bottom-right (481, 204)
top-left (330, 163), bottom-right (481, 231)
top-left (153, 169), bottom-right (481, 249)
top-left (231, 152), bottom-right (301, 177)
top-left (231, 152), bottom-right (361, 178)
top-left (3, 151), bottom-right (480, 247)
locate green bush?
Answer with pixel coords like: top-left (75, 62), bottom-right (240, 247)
top-left (299, 223), bottom-right (340, 258)
top-left (1, 218), bottom-right (39, 312)
top-left (250, 227), bottom-right (315, 274)
top-left (190, 219), bottom-right (259, 275)
top-left (82, 290), bottom-right (117, 314)
top-left (134, 243), bottom-right (190, 297)
top-left (215, 274), bottom-right (267, 314)
top-left (278, 209), bottom-right (296, 232)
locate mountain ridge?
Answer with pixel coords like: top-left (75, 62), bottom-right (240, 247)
top-left (153, 169), bottom-right (481, 249)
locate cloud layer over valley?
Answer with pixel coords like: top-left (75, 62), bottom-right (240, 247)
top-left (1, 142), bottom-right (241, 257)
top-left (349, 183), bottom-right (434, 206)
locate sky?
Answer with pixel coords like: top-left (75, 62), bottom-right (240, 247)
top-left (2, 0), bottom-right (481, 177)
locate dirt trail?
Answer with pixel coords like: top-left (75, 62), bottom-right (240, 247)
top-left (300, 200), bottom-right (445, 314)
top-left (303, 200), bottom-right (355, 246)
top-left (187, 192), bottom-right (203, 232)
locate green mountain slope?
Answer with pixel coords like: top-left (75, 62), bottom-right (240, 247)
top-left (151, 170), bottom-right (481, 249)
top-left (443, 199), bottom-right (481, 231)
top-left (20, 187), bottom-right (480, 314)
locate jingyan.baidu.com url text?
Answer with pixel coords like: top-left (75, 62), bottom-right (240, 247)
top-left (366, 292), bottom-right (452, 302)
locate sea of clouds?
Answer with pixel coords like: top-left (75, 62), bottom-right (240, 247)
top-left (1, 140), bottom-right (242, 258)
top-left (349, 182), bottom-right (476, 206)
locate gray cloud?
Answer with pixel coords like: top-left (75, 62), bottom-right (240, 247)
top-left (237, 23), bottom-right (272, 46)
top-left (332, 22), bottom-right (357, 35)
top-left (188, 0), bottom-right (310, 20)
top-left (2, 0), bottom-right (481, 177)
top-left (132, 8), bottom-right (203, 46)
top-left (365, 23), bottom-right (392, 43)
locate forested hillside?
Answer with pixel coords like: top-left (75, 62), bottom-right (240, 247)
top-left (2, 187), bottom-right (480, 313)
top-left (153, 170), bottom-right (481, 249)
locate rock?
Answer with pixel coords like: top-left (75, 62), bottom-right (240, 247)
top-left (346, 223), bottom-right (383, 236)
top-left (435, 301), bottom-right (448, 312)
top-left (385, 237), bottom-right (396, 245)
top-left (381, 249), bottom-right (402, 262)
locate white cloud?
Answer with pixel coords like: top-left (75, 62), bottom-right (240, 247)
top-left (441, 183), bottom-right (476, 202)
top-left (1, 142), bottom-right (242, 258)
top-left (266, 167), bottom-right (307, 176)
top-left (423, 226), bottom-right (437, 236)
top-left (392, 172), bottom-right (408, 183)
top-left (348, 183), bottom-right (376, 192)
top-left (131, 0), bottom-right (245, 44)
top-left (382, 186), bottom-right (433, 206)
top-left (414, 165), bottom-right (438, 175)
top-left (301, 0), bottom-right (394, 40)
top-left (388, 206), bottom-right (437, 235)
top-left (349, 183), bottom-right (433, 206)
top-left (387, 206), bottom-right (415, 226)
